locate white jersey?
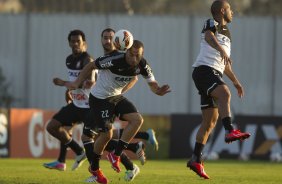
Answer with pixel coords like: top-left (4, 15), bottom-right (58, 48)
top-left (91, 51), bottom-right (155, 99)
top-left (66, 52), bottom-right (94, 108)
top-left (193, 19), bottom-right (232, 74)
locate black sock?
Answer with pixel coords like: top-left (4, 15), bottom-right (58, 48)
top-left (65, 138), bottom-right (84, 155)
top-left (83, 140), bottom-right (94, 164)
top-left (193, 142), bottom-right (204, 163)
top-left (114, 139), bottom-right (128, 156)
top-left (126, 142), bottom-right (138, 153)
top-left (119, 129), bottom-right (124, 139)
top-left (120, 152), bottom-right (134, 170)
top-left (222, 117), bottom-right (234, 132)
top-left (90, 152), bottom-right (102, 171)
top-left (134, 132), bottom-right (149, 140)
top-left (105, 139), bottom-right (118, 152)
top-left (58, 142), bottom-right (68, 163)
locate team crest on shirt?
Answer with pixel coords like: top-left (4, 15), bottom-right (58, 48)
top-left (76, 60), bottom-right (82, 69)
top-left (135, 68), bottom-right (140, 74)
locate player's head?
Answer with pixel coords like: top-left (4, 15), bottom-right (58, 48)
top-left (101, 28), bottom-right (115, 54)
top-left (68, 29), bottom-right (86, 54)
top-left (125, 40), bottom-right (144, 66)
top-left (211, 0), bottom-right (233, 23)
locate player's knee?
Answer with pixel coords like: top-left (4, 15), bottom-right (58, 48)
top-left (46, 119), bottom-right (60, 135)
top-left (103, 130), bottom-right (113, 140)
top-left (133, 114), bottom-right (143, 126)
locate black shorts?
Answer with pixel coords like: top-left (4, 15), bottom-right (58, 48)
top-left (84, 94), bottom-right (138, 132)
top-left (52, 103), bottom-right (89, 126)
top-left (192, 65), bottom-right (225, 109)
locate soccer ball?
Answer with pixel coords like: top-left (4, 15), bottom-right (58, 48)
top-left (113, 29), bottom-right (134, 51)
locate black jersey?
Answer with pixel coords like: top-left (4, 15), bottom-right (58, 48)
top-left (91, 51), bottom-right (156, 99)
top-left (66, 52), bottom-right (93, 108)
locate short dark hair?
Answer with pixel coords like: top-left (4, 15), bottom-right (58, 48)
top-left (131, 40), bottom-right (144, 50)
top-left (211, 0), bottom-right (225, 17)
top-left (101, 28), bottom-right (115, 37)
top-left (68, 30), bottom-right (86, 42)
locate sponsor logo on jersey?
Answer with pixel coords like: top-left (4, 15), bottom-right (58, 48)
top-left (68, 71), bottom-right (80, 77)
top-left (144, 64), bottom-right (153, 77)
top-left (72, 93), bottom-right (87, 100)
top-left (100, 61), bottom-right (113, 68)
top-left (115, 76), bottom-right (132, 82)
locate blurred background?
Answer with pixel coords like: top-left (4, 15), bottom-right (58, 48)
top-left (0, 0), bottom-right (282, 162)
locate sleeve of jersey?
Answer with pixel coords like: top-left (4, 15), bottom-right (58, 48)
top-left (82, 55), bottom-right (93, 67)
top-left (203, 19), bottom-right (217, 33)
top-left (140, 59), bottom-right (156, 83)
top-left (95, 56), bottom-right (117, 69)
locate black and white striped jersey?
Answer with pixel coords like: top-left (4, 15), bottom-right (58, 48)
top-left (91, 50), bottom-right (156, 99)
top-left (66, 52), bottom-right (94, 108)
top-left (193, 19), bottom-right (232, 74)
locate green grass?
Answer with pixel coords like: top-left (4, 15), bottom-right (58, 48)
top-left (0, 159), bottom-right (282, 184)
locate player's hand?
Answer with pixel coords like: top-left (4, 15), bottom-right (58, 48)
top-left (155, 84), bottom-right (171, 96)
top-left (83, 80), bottom-right (95, 89)
top-left (220, 50), bottom-right (232, 65)
top-left (53, 78), bottom-right (66, 86)
top-left (234, 81), bottom-right (244, 98)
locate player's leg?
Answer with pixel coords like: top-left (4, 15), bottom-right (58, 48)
top-left (87, 131), bottom-right (112, 184)
top-left (122, 153), bottom-right (140, 182)
top-left (187, 108), bottom-right (218, 179)
top-left (107, 113), bottom-right (143, 171)
top-left (82, 127), bottom-right (108, 184)
top-left (188, 66), bottom-right (220, 179)
top-left (211, 84), bottom-right (250, 143)
top-left (43, 126), bottom-right (73, 171)
top-left (46, 104), bottom-right (86, 168)
top-left (113, 127), bottom-right (146, 164)
top-left (118, 128), bottom-right (159, 151)
top-left (86, 94), bottom-right (115, 183)
top-left (126, 141), bottom-right (146, 165)
top-left (107, 97), bottom-right (143, 173)
top-left (105, 139), bottom-right (140, 181)
top-left (43, 142), bottom-right (68, 171)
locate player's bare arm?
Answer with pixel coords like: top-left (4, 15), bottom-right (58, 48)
top-left (65, 89), bottom-right (73, 104)
top-left (224, 62), bottom-right (244, 98)
top-left (121, 76), bottom-right (138, 94)
top-left (205, 30), bottom-right (232, 65)
top-left (82, 58), bottom-right (96, 89)
top-left (65, 62), bottom-right (97, 90)
top-left (53, 77), bottom-right (67, 86)
top-left (148, 81), bottom-right (171, 96)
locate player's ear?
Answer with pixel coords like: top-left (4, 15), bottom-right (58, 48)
top-left (220, 7), bottom-right (225, 15)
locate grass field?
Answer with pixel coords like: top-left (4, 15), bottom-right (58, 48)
top-left (0, 158), bottom-right (282, 184)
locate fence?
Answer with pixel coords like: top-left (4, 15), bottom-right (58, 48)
top-left (0, 14), bottom-right (281, 115)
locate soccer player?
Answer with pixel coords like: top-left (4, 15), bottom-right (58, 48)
top-left (64, 40), bottom-right (170, 184)
top-left (43, 29), bottom-right (158, 181)
top-left (187, 0), bottom-right (251, 179)
top-left (44, 29), bottom-right (93, 171)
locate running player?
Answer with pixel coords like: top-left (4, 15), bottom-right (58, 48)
top-left (44, 29), bottom-right (92, 171)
